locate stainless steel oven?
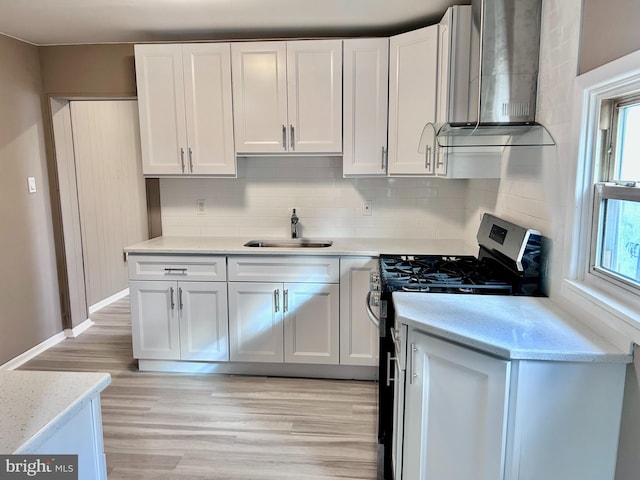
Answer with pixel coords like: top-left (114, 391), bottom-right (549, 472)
top-left (368, 213), bottom-right (546, 480)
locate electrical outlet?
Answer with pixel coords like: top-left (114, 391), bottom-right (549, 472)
top-left (363, 200), bottom-right (372, 216)
top-left (27, 177), bottom-right (37, 194)
top-left (196, 199), bottom-right (206, 215)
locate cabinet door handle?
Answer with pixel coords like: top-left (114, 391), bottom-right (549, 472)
top-left (409, 343), bottom-right (417, 384)
top-left (386, 351), bottom-right (397, 387)
top-left (282, 125), bottom-right (287, 149)
top-left (170, 287), bottom-right (175, 310)
top-left (381, 146), bottom-right (387, 170)
top-left (178, 287), bottom-right (183, 310)
top-left (164, 268), bottom-right (187, 276)
top-left (290, 125), bottom-right (295, 150)
top-left (274, 289), bottom-right (280, 312)
top-left (188, 147), bottom-right (193, 173)
top-left (283, 289), bottom-right (288, 312)
top-left (180, 148), bottom-right (185, 173)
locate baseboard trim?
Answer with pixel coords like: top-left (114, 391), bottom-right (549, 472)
top-left (89, 288), bottom-right (129, 314)
top-left (138, 359), bottom-right (378, 380)
top-left (64, 318), bottom-right (95, 338)
top-left (0, 331), bottom-right (67, 371)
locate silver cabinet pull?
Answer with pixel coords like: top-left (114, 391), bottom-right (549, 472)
top-left (386, 352), bottom-right (397, 387)
top-left (290, 125), bottom-right (295, 150)
top-left (274, 289), bottom-right (280, 312)
top-left (178, 287), bottom-right (183, 310)
top-left (170, 287), bottom-right (175, 310)
top-left (381, 146), bottom-right (388, 170)
top-left (180, 148), bottom-right (185, 173)
top-left (409, 343), bottom-right (417, 384)
top-left (282, 125), bottom-right (287, 149)
top-left (283, 289), bottom-right (288, 312)
top-left (425, 146), bottom-right (432, 170)
top-left (188, 147), bottom-right (194, 173)
top-left (164, 268), bottom-right (187, 276)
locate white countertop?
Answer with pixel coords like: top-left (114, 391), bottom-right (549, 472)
top-left (124, 236), bottom-right (477, 257)
top-left (0, 371), bottom-right (111, 453)
top-left (393, 293), bottom-right (632, 362)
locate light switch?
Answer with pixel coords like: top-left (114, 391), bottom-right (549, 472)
top-left (27, 177), bottom-right (37, 193)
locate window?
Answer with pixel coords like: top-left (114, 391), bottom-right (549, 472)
top-left (591, 96), bottom-right (640, 291)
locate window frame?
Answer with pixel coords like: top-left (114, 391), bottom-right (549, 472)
top-left (563, 49), bottom-right (640, 336)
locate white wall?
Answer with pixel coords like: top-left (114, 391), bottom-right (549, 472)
top-left (160, 156), bottom-right (469, 240)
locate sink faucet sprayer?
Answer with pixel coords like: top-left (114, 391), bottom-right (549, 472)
top-left (291, 209), bottom-right (299, 238)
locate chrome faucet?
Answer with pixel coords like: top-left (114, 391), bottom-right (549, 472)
top-left (291, 208), bottom-right (299, 238)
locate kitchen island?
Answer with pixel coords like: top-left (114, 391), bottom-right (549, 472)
top-left (0, 370), bottom-right (111, 480)
top-left (392, 292), bottom-right (632, 480)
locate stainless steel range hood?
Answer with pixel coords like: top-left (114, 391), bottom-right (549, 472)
top-left (432, 0), bottom-right (555, 147)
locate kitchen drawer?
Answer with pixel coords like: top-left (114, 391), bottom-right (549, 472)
top-left (227, 256), bottom-right (340, 283)
top-left (127, 254), bottom-right (227, 281)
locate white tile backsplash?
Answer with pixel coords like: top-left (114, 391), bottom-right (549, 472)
top-left (160, 156), bottom-right (469, 239)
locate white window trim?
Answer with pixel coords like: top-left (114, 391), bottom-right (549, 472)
top-left (563, 49), bottom-right (640, 342)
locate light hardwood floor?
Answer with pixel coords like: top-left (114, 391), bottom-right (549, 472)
top-left (20, 298), bottom-right (378, 479)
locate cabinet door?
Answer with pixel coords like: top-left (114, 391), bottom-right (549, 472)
top-left (339, 257), bottom-right (379, 366)
top-left (129, 280), bottom-right (180, 360)
top-left (183, 44), bottom-right (236, 175)
top-left (228, 282), bottom-right (284, 362)
top-left (403, 330), bottom-right (510, 480)
top-left (388, 26), bottom-right (438, 175)
top-left (343, 38), bottom-right (389, 176)
top-left (134, 44), bottom-right (187, 175)
top-left (179, 281), bottom-right (229, 361)
top-left (286, 40), bottom-right (343, 153)
top-left (283, 283), bottom-right (339, 365)
top-left (231, 42), bottom-right (288, 153)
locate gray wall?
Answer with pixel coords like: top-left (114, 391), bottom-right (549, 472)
top-left (580, 0), bottom-right (640, 73)
top-left (0, 35), bottom-right (62, 364)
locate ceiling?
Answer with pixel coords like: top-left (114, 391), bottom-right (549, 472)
top-left (0, 0), bottom-right (468, 46)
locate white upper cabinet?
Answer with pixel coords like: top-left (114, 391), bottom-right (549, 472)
top-left (232, 40), bottom-right (343, 155)
top-left (387, 25), bottom-right (438, 175)
top-left (135, 43), bottom-right (236, 176)
top-left (343, 38), bottom-right (389, 176)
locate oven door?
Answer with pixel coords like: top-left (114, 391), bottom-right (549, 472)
top-left (391, 325), bottom-right (407, 480)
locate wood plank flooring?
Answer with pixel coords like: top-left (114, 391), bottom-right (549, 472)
top-left (19, 298), bottom-right (378, 479)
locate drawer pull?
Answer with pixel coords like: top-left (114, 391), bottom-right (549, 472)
top-left (164, 268), bottom-right (187, 275)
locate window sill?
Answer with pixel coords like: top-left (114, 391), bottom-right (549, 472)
top-left (562, 278), bottom-right (640, 343)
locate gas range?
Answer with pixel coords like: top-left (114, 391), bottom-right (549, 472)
top-left (374, 213), bottom-right (546, 480)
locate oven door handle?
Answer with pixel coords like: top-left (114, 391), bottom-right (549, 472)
top-left (365, 291), bottom-right (380, 329)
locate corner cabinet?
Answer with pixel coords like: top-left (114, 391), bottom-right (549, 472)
top-left (128, 255), bottom-right (229, 361)
top-left (342, 38), bottom-right (389, 176)
top-left (401, 327), bottom-right (627, 480)
top-left (231, 40), bottom-right (343, 155)
top-left (387, 26), bottom-right (438, 176)
top-left (227, 256), bottom-right (340, 364)
top-left (339, 257), bottom-right (379, 366)
top-left (134, 43), bottom-right (236, 176)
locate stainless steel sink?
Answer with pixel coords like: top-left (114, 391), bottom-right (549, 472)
top-left (244, 239), bottom-right (333, 248)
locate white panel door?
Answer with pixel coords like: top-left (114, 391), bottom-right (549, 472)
top-left (134, 44), bottom-right (187, 174)
top-left (129, 280), bottom-right (180, 360)
top-left (403, 330), bottom-right (510, 480)
top-left (286, 40), bottom-right (343, 153)
top-left (339, 257), bottom-right (379, 366)
top-left (343, 38), bottom-right (389, 176)
top-left (228, 282), bottom-right (284, 362)
top-left (388, 26), bottom-right (438, 175)
top-left (183, 43), bottom-right (236, 175)
top-left (231, 42), bottom-right (288, 153)
top-left (179, 281), bottom-right (229, 361)
top-left (283, 283), bottom-right (339, 365)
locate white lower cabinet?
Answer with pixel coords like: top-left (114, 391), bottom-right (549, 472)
top-left (400, 327), bottom-right (627, 480)
top-left (339, 257), bottom-right (379, 366)
top-left (227, 256), bottom-right (340, 365)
